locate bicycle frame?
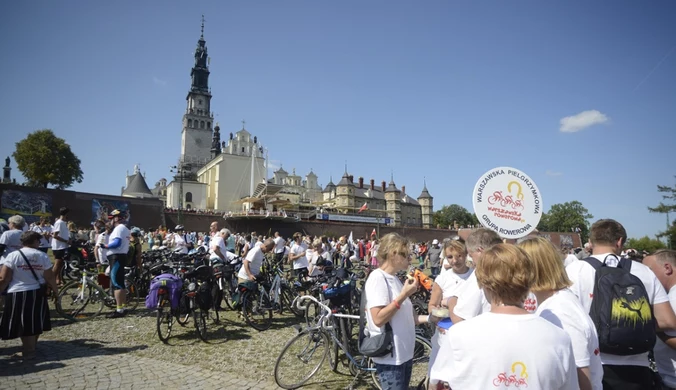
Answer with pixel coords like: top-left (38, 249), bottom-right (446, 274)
top-left (294, 295), bottom-right (375, 373)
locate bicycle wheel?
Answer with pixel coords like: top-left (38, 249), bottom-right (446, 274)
top-left (125, 280), bottom-right (139, 311)
top-left (210, 296), bottom-right (220, 324)
top-left (281, 285), bottom-right (302, 317)
top-left (242, 290), bottom-right (272, 331)
top-left (274, 329), bottom-right (329, 389)
top-left (56, 281), bottom-right (104, 321)
top-left (370, 335), bottom-right (431, 389)
top-left (194, 309), bottom-right (209, 342)
top-left (176, 295), bottom-right (191, 326)
top-left (328, 317), bottom-right (342, 372)
top-left (156, 299), bottom-right (174, 344)
top-left (304, 301), bottom-right (321, 328)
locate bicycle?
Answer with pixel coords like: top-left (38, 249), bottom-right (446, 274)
top-left (56, 262), bottom-right (139, 321)
top-left (274, 295), bottom-right (432, 390)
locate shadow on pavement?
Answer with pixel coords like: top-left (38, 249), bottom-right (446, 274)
top-left (0, 339), bottom-right (148, 377)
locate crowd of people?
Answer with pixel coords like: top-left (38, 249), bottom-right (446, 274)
top-left (3, 211), bottom-right (676, 390)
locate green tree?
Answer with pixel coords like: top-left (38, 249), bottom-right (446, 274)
top-left (433, 204), bottom-right (479, 229)
top-left (625, 236), bottom-right (666, 254)
top-left (537, 201), bottom-right (594, 243)
top-left (13, 129), bottom-right (83, 189)
top-left (648, 176), bottom-right (676, 248)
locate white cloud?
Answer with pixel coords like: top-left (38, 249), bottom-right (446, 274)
top-left (545, 170), bottom-right (563, 177)
top-left (559, 110), bottom-right (609, 133)
top-left (153, 76), bottom-right (167, 86)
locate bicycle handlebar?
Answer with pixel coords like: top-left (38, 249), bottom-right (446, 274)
top-left (293, 295), bottom-right (335, 330)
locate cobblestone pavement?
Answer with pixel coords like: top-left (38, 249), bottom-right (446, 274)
top-left (0, 338), bottom-right (284, 390)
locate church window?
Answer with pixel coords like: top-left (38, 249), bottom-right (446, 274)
top-left (241, 147), bottom-right (245, 153)
top-left (185, 192), bottom-right (193, 202)
top-left (186, 204), bottom-right (192, 210)
top-left (188, 119), bottom-right (193, 128)
top-left (207, 121), bottom-right (211, 129)
top-left (198, 99), bottom-right (202, 106)
top-left (200, 121), bottom-right (205, 129)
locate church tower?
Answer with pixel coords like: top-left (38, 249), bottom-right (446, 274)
top-left (180, 15), bottom-right (214, 172)
top-left (385, 177), bottom-right (402, 227)
top-left (417, 179), bottom-right (434, 229)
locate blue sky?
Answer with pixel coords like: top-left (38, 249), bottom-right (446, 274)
top-left (1, 1), bottom-right (674, 239)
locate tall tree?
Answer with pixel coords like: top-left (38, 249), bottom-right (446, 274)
top-left (13, 129), bottom-right (83, 189)
top-left (648, 176), bottom-right (676, 248)
top-left (625, 236), bottom-right (666, 254)
top-left (537, 201), bottom-right (594, 243)
top-left (433, 204), bottom-right (479, 229)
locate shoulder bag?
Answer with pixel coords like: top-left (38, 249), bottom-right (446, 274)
top-left (358, 270), bottom-right (394, 357)
top-left (18, 249), bottom-right (48, 297)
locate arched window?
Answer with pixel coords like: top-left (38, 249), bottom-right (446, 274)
top-left (188, 119), bottom-right (193, 128)
top-left (207, 122), bottom-right (211, 129)
top-left (185, 192), bottom-right (193, 202)
top-left (241, 147), bottom-right (245, 153)
top-left (200, 121), bottom-right (205, 129)
top-left (186, 203), bottom-right (192, 210)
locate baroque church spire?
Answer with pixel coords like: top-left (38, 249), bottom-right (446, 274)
top-left (191, 15), bottom-right (210, 94)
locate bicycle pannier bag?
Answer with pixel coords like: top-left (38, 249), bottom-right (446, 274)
top-left (583, 256), bottom-right (656, 355)
top-left (145, 274), bottom-right (183, 310)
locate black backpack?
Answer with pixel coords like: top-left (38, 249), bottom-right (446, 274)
top-left (583, 255), bottom-right (656, 356)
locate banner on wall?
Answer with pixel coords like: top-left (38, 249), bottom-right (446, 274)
top-left (92, 199), bottom-right (131, 224)
top-left (472, 167), bottom-right (543, 240)
top-left (0, 189), bottom-right (53, 224)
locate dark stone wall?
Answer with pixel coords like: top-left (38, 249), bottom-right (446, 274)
top-left (0, 183), bottom-right (164, 229)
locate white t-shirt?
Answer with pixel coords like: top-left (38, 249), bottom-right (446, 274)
top-left (290, 242), bottom-right (309, 270)
top-left (536, 289), bottom-right (603, 390)
top-left (0, 229), bottom-right (23, 263)
top-left (434, 267), bottom-right (473, 300)
top-left (273, 236), bottom-right (285, 254)
top-left (431, 312), bottom-right (578, 389)
top-left (2, 248), bottom-right (53, 293)
top-left (32, 225), bottom-right (52, 248)
top-left (365, 269), bottom-right (416, 366)
top-left (95, 232), bottom-right (109, 264)
top-left (173, 234), bottom-right (189, 254)
top-left (452, 272), bottom-right (491, 319)
top-left (653, 286), bottom-right (676, 387)
top-left (237, 244), bottom-right (265, 281)
top-left (566, 253), bottom-right (669, 367)
top-left (51, 219), bottom-right (70, 250)
top-left (308, 251), bottom-right (330, 277)
top-left (209, 235), bottom-right (227, 260)
top-left (106, 224), bottom-right (130, 256)
top-left (563, 254), bottom-right (578, 268)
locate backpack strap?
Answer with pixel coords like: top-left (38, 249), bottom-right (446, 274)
top-left (581, 256), bottom-right (603, 272)
top-left (618, 257), bottom-right (633, 272)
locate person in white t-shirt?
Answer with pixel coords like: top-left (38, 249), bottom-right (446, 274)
top-left (364, 233), bottom-right (430, 390)
top-left (448, 228), bottom-right (502, 323)
top-left (519, 236), bottom-right (603, 390)
top-left (237, 238), bottom-right (274, 283)
top-left (100, 209), bottom-right (130, 318)
top-left (51, 207), bottom-right (71, 286)
top-left (0, 215), bottom-right (26, 264)
top-left (289, 233), bottom-right (309, 279)
top-left (427, 239), bottom-right (473, 386)
top-left (171, 225), bottom-right (189, 254)
top-left (566, 219), bottom-right (676, 390)
top-left (273, 232), bottom-right (286, 268)
top-left (642, 250), bottom-right (676, 389)
top-left (307, 238), bottom-right (331, 277)
top-left (31, 217), bottom-right (53, 254)
top-left (94, 223), bottom-right (111, 265)
top-left (210, 229), bottom-right (236, 263)
top-left (431, 243), bottom-right (578, 389)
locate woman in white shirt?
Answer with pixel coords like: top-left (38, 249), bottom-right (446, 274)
top-left (518, 237), bottom-right (603, 390)
top-left (427, 240), bottom-right (473, 386)
top-left (431, 244), bottom-right (578, 389)
top-left (307, 238), bottom-right (331, 277)
top-left (365, 233), bottom-right (430, 390)
top-left (0, 231), bottom-right (59, 359)
top-left (31, 217), bottom-right (52, 254)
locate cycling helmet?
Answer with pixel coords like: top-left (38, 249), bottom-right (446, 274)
top-left (130, 227), bottom-right (141, 236)
top-left (175, 225), bottom-right (185, 231)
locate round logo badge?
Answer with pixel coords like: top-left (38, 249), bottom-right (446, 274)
top-left (472, 167), bottom-right (543, 239)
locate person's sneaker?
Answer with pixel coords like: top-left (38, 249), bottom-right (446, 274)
top-left (106, 311), bottom-right (126, 319)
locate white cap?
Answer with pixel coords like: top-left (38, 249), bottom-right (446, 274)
top-left (432, 239), bottom-right (439, 245)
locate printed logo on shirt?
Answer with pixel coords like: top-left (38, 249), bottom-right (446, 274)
top-left (593, 348), bottom-right (600, 355)
top-left (523, 297), bottom-right (537, 313)
top-left (492, 361), bottom-right (528, 388)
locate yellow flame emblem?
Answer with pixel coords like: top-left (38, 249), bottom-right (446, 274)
top-left (511, 361), bottom-right (528, 379)
top-left (611, 296), bottom-right (652, 326)
top-left (507, 181), bottom-right (525, 200)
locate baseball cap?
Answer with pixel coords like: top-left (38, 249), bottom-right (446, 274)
top-left (108, 209), bottom-right (126, 219)
top-left (432, 239), bottom-right (439, 245)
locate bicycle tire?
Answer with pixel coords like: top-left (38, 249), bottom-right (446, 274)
top-left (56, 281), bottom-right (104, 321)
top-left (194, 309), bottom-right (209, 342)
top-left (242, 290), bottom-right (272, 331)
top-left (370, 335), bottom-right (431, 389)
top-left (274, 329), bottom-right (329, 389)
top-left (304, 301), bottom-right (321, 328)
top-left (125, 280), bottom-right (139, 311)
top-left (156, 299), bottom-right (173, 344)
top-left (210, 297), bottom-right (220, 324)
top-left (281, 285), bottom-right (303, 317)
top-left (176, 295), bottom-right (191, 327)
